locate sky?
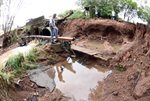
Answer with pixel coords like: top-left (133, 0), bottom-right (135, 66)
top-left (13, 0), bottom-right (79, 27)
top-left (5, 0), bottom-right (150, 28)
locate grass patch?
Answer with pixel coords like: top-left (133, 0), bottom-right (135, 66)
top-left (0, 47), bottom-right (41, 100)
top-left (26, 48), bottom-right (39, 62)
top-left (5, 53), bottom-right (24, 70)
top-left (115, 64), bottom-right (126, 72)
top-left (1, 48), bottom-right (40, 86)
top-left (0, 72), bottom-right (15, 85)
top-left (49, 57), bottom-right (55, 61)
top-left (22, 62), bottom-right (39, 70)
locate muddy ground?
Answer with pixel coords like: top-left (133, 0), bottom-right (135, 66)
top-left (0, 18), bottom-right (150, 101)
top-left (59, 19), bottom-right (150, 101)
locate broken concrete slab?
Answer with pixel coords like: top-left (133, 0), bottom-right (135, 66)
top-left (27, 66), bottom-right (56, 92)
top-left (71, 44), bottom-right (110, 61)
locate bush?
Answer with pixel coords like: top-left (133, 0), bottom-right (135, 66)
top-left (59, 9), bottom-right (86, 19)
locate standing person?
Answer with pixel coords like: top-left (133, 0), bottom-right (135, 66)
top-left (84, 6), bottom-right (90, 18)
top-left (49, 13), bottom-right (59, 44)
top-left (95, 6), bottom-right (99, 18)
top-left (111, 10), bottom-right (116, 20)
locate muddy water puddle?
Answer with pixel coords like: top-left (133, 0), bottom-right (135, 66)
top-left (54, 57), bottom-right (112, 101)
top-left (78, 40), bottom-right (122, 53)
top-left (111, 44), bottom-right (122, 53)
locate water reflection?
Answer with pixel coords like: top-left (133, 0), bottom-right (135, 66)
top-left (55, 58), bottom-right (77, 83)
top-left (54, 57), bottom-right (112, 101)
top-left (88, 82), bottom-right (103, 101)
top-left (55, 63), bottom-right (65, 83)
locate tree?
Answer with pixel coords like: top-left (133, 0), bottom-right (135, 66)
top-left (0, 0), bottom-right (24, 33)
top-left (136, 0), bottom-right (148, 6)
top-left (77, 0), bottom-right (138, 21)
top-left (138, 6), bottom-right (150, 24)
top-left (119, 0), bottom-right (138, 21)
top-left (77, 0), bottom-right (124, 19)
top-left (77, 0), bottom-right (100, 18)
top-left (98, 0), bottom-right (120, 19)
top-left (0, 0), bottom-right (3, 29)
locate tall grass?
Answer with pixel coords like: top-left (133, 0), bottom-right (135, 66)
top-left (26, 48), bottom-right (39, 63)
top-left (0, 48), bottom-right (40, 100)
top-left (0, 72), bottom-right (14, 85)
top-left (5, 53), bottom-right (24, 70)
top-left (0, 48), bottom-right (40, 86)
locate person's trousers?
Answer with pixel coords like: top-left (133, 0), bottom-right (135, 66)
top-left (50, 26), bottom-right (59, 43)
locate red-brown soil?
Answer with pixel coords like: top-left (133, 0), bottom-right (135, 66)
top-left (0, 18), bottom-right (150, 101)
top-left (59, 18), bottom-right (150, 101)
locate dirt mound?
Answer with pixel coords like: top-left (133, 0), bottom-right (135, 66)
top-left (59, 19), bottom-right (135, 42)
top-left (106, 24), bottom-right (150, 101)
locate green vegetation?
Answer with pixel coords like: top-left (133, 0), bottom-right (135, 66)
top-left (21, 62), bottom-right (39, 70)
top-left (70, 10), bottom-right (86, 19)
top-left (59, 9), bottom-right (86, 19)
top-left (26, 48), bottom-right (39, 62)
top-left (115, 64), bottom-right (126, 72)
top-left (49, 57), bottom-right (55, 61)
top-left (72, 0), bottom-right (150, 23)
top-left (5, 53), bottom-right (23, 70)
top-left (138, 6), bottom-right (150, 24)
top-left (0, 48), bottom-right (39, 86)
top-left (77, 0), bottom-right (138, 20)
top-left (0, 71), bottom-right (15, 85)
top-left (10, 30), bottom-right (19, 43)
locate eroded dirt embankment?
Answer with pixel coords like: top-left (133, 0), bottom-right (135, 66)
top-left (0, 18), bottom-right (149, 101)
top-left (58, 19), bottom-right (150, 101)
